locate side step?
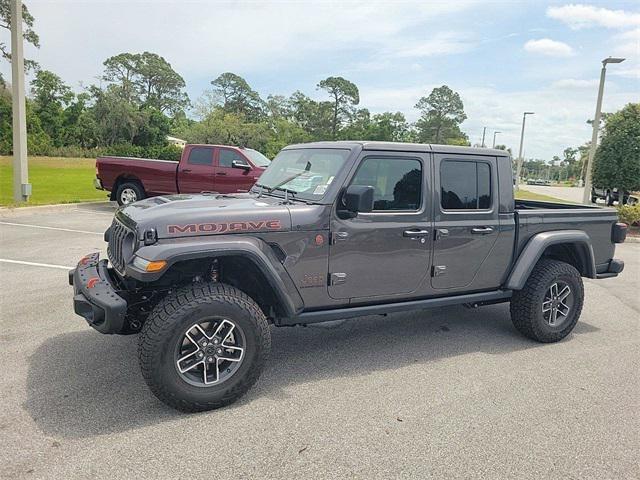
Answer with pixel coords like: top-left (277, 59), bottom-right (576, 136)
top-left (281, 290), bottom-right (513, 326)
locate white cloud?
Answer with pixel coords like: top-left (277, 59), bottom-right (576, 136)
top-left (547, 4), bottom-right (640, 30)
top-left (609, 66), bottom-right (640, 79)
top-left (393, 32), bottom-right (474, 57)
top-left (359, 83), bottom-right (635, 159)
top-left (0, 0), bottom-right (480, 91)
top-left (551, 78), bottom-right (600, 89)
top-left (524, 38), bottom-right (575, 57)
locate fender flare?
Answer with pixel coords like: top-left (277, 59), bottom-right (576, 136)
top-left (505, 230), bottom-right (596, 290)
top-left (126, 235), bottom-right (304, 317)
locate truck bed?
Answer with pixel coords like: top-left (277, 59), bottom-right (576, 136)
top-left (96, 156), bottom-right (179, 196)
top-left (514, 199), bottom-right (618, 268)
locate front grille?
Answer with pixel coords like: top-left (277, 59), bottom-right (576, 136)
top-left (107, 218), bottom-right (135, 274)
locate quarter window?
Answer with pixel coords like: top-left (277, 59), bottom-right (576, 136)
top-left (440, 160), bottom-right (492, 210)
top-left (219, 149), bottom-right (247, 168)
top-left (351, 157), bottom-right (422, 211)
top-left (188, 147), bottom-right (213, 166)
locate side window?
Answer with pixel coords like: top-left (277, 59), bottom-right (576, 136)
top-left (351, 157), bottom-right (422, 211)
top-left (440, 160), bottom-right (492, 210)
top-left (219, 149), bottom-right (248, 168)
top-left (188, 147), bottom-right (213, 166)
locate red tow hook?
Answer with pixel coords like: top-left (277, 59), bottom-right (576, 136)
top-left (86, 277), bottom-right (100, 289)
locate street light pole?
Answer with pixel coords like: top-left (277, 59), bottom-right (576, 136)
top-left (514, 112), bottom-right (534, 191)
top-left (492, 131), bottom-right (501, 148)
top-left (481, 127), bottom-right (487, 147)
top-left (10, 0), bottom-right (30, 202)
top-left (582, 57), bottom-right (625, 205)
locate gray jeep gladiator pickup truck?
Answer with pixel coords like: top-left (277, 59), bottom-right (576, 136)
top-left (69, 141), bottom-right (627, 412)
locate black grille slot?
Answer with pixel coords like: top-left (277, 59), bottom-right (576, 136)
top-left (107, 219), bottom-right (134, 274)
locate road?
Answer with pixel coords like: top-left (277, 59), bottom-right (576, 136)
top-left (520, 185), bottom-right (586, 203)
top-left (1, 202), bottom-right (638, 480)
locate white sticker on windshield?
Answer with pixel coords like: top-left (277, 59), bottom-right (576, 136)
top-left (313, 185), bottom-right (328, 195)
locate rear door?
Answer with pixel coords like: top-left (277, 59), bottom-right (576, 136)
top-left (177, 146), bottom-right (216, 193)
top-left (215, 148), bottom-right (257, 193)
top-left (431, 155), bottom-right (500, 290)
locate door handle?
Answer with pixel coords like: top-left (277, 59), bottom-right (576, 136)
top-left (471, 227), bottom-right (494, 235)
top-left (216, 172), bottom-right (227, 176)
top-left (403, 229), bottom-right (429, 237)
top-left (182, 169), bottom-right (192, 173)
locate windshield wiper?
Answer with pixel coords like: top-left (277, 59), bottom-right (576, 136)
top-left (267, 161), bottom-right (311, 194)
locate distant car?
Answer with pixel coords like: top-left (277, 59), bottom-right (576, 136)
top-left (526, 178), bottom-right (551, 186)
top-left (95, 144), bottom-right (271, 205)
top-left (591, 186), bottom-right (631, 206)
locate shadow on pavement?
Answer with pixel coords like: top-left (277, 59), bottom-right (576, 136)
top-left (25, 304), bottom-right (598, 439)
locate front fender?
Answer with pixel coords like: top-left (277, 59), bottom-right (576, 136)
top-left (505, 230), bottom-right (596, 290)
top-left (126, 235), bottom-right (304, 317)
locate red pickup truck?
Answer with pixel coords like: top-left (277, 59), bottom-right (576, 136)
top-left (95, 144), bottom-right (270, 205)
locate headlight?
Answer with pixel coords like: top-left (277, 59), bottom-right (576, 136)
top-left (132, 256), bottom-right (167, 272)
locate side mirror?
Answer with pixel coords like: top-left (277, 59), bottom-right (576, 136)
top-left (343, 185), bottom-right (374, 216)
top-left (232, 160), bottom-right (251, 170)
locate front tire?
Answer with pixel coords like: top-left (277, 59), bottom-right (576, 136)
top-left (138, 282), bottom-right (271, 412)
top-left (510, 259), bottom-right (584, 343)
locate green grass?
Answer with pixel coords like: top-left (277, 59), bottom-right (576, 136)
top-left (0, 156), bottom-right (107, 207)
top-left (515, 188), bottom-right (573, 203)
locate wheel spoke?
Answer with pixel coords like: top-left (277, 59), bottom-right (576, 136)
top-left (203, 359), bottom-right (220, 385)
top-left (549, 283), bottom-right (559, 297)
top-left (557, 302), bottom-right (570, 317)
top-left (551, 307), bottom-right (559, 325)
top-left (217, 345), bottom-right (244, 362)
top-left (192, 323), bottom-right (212, 340)
top-left (213, 319), bottom-right (235, 341)
top-left (542, 300), bottom-right (553, 313)
top-left (177, 350), bottom-right (204, 373)
top-left (558, 285), bottom-right (571, 301)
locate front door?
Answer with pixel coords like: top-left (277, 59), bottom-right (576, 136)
top-left (431, 155), bottom-right (500, 290)
top-left (215, 148), bottom-right (258, 193)
top-left (328, 152), bottom-right (432, 299)
top-left (177, 146), bottom-right (216, 193)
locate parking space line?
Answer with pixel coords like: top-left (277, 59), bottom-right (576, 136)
top-left (0, 259), bottom-right (73, 270)
top-left (0, 221), bottom-right (102, 235)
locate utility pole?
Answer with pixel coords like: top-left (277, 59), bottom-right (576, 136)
top-left (11, 0), bottom-right (30, 202)
top-left (481, 127), bottom-right (487, 147)
top-left (492, 131), bottom-right (501, 148)
top-left (582, 57), bottom-right (625, 205)
top-left (514, 112), bottom-right (534, 191)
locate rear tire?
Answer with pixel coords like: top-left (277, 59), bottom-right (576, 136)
top-left (138, 282), bottom-right (271, 412)
top-left (116, 181), bottom-right (144, 206)
top-left (510, 259), bottom-right (584, 343)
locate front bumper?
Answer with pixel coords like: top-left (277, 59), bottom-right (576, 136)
top-left (69, 252), bottom-right (128, 334)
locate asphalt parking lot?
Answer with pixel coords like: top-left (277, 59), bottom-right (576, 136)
top-left (1, 202), bottom-right (638, 480)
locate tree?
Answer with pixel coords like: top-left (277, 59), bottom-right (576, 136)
top-left (135, 52), bottom-right (189, 114)
top-left (370, 112), bottom-right (411, 142)
top-left (0, 0), bottom-right (40, 71)
top-left (287, 90), bottom-right (332, 139)
top-left (592, 103), bottom-right (640, 195)
top-left (102, 52), bottom-right (189, 114)
top-left (30, 70), bottom-right (73, 146)
top-left (317, 76), bottom-right (359, 138)
top-left (211, 72), bottom-right (265, 121)
top-left (414, 85), bottom-right (468, 144)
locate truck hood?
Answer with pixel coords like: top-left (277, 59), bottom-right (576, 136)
top-left (117, 193), bottom-right (292, 239)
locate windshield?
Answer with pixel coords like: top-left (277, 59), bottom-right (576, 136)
top-left (255, 148), bottom-right (350, 200)
top-left (243, 149), bottom-right (271, 167)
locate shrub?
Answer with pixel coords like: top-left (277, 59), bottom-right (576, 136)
top-left (617, 204), bottom-right (640, 226)
top-left (101, 143), bottom-right (182, 161)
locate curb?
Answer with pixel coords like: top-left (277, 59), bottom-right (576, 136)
top-left (0, 200), bottom-right (115, 213)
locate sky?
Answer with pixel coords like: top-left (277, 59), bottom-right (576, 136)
top-left (1, 0), bottom-right (638, 159)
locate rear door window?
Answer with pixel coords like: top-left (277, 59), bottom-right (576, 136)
top-left (440, 160), bottom-right (492, 210)
top-left (188, 147), bottom-right (214, 166)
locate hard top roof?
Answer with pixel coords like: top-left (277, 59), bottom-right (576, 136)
top-left (283, 140), bottom-right (510, 157)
